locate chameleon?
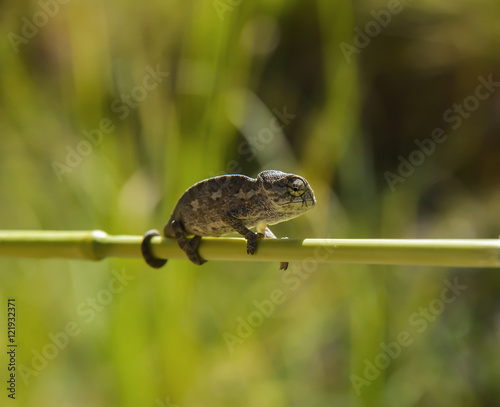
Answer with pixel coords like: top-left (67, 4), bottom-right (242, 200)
top-left (141, 170), bottom-right (316, 270)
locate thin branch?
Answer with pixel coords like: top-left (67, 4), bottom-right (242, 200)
top-left (0, 230), bottom-right (499, 268)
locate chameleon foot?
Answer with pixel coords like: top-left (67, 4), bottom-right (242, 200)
top-left (262, 227), bottom-right (289, 270)
top-left (187, 235), bottom-right (207, 265)
top-left (246, 232), bottom-right (265, 255)
top-left (141, 229), bottom-right (168, 268)
top-left (171, 220), bottom-right (206, 265)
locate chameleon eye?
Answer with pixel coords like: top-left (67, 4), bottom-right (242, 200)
top-left (287, 178), bottom-right (306, 196)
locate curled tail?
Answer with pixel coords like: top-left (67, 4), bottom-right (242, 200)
top-left (141, 229), bottom-right (168, 268)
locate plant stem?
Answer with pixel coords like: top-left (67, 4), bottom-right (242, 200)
top-left (0, 230), bottom-right (499, 268)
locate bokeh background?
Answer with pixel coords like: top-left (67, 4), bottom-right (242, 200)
top-left (1, 0), bottom-right (500, 406)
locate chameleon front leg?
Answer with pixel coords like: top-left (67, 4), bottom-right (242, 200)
top-left (258, 225), bottom-right (289, 270)
top-left (170, 220), bottom-right (206, 265)
top-left (222, 212), bottom-right (264, 255)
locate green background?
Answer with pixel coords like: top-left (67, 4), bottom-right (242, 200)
top-left (1, 0), bottom-right (500, 406)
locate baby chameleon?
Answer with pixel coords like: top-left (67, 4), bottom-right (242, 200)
top-left (141, 170), bottom-right (316, 270)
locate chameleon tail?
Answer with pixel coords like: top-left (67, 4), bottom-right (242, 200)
top-left (141, 229), bottom-right (168, 268)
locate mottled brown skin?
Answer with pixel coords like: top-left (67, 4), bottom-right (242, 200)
top-left (141, 170), bottom-right (316, 269)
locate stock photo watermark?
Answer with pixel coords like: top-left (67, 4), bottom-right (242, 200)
top-left (223, 243), bottom-right (334, 353)
top-left (207, 105), bottom-right (296, 179)
top-left (213, 0), bottom-right (243, 22)
top-left (17, 268), bottom-right (135, 385)
top-left (51, 65), bottom-right (169, 181)
top-left (6, 299), bottom-right (17, 399)
top-left (155, 396), bottom-right (179, 407)
top-left (7, 0), bottom-right (69, 53)
top-left (384, 74), bottom-right (500, 191)
top-left (350, 277), bottom-right (467, 395)
top-left (340, 0), bottom-right (413, 63)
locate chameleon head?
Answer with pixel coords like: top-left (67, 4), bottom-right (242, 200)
top-left (257, 170), bottom-right (316, 219)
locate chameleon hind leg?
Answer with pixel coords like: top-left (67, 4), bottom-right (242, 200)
top-left (171, 220), bottom-right (207, 265)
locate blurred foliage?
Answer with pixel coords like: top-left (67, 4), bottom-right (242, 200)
top-left (1, 0), bottom-right (500, 406)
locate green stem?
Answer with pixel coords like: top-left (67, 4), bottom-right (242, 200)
top-left (0, 230), bottom-right (499, 268)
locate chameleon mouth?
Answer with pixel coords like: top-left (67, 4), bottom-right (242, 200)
top-left (278, 196), bottom-right (316, 207)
